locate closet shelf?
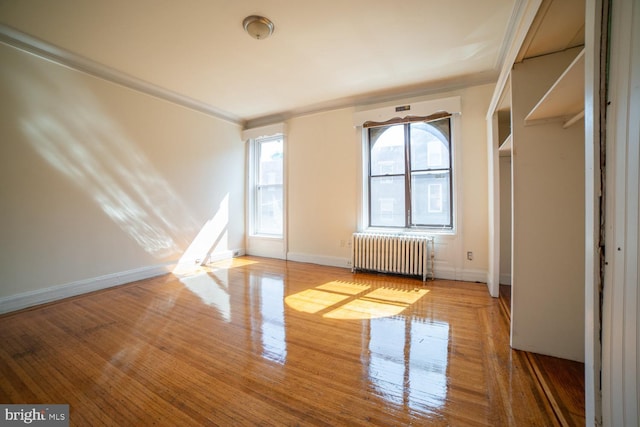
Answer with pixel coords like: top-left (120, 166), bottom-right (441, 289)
top-left (525, 48), bottom-right (585, 126)
top-left (499, 134), bottom-right (512, 154)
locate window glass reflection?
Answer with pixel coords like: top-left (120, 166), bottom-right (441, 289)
top-left (409, 320), bottom-right (449, 411)
top-left (368, 317), bottom-right (449, 412)
top-left (251, 275), bottom-right (287, 364)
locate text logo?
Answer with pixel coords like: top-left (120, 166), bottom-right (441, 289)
top-left (1, 405), bottom-right (68, 426)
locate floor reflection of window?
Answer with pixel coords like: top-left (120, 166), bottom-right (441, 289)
top-left (368, 317), bottom-right (449, 412)
top-left (408, 319), bottom-right (449, 411)
top-left (179, 270), bottom-right (231, 322)
top-left (251, 275), bottom-right (287, 364)
top-left (369, 317), bottom-right (406, 406)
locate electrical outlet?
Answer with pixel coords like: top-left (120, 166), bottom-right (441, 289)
top-left (467, 251), bottom-right (473, 261)
top-left (346, 260), bottom-right (353, 267)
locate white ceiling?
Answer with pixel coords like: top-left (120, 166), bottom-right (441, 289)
top-left (2, 1), bottom-right (524, 127)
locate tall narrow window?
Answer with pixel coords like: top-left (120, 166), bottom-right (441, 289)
top-left (254, 135), bottom-right (284, 236)
top-left (368, 117), bottom-right (452, 229)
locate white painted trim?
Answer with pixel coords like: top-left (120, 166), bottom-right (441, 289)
top-left (486, 0), bottom-right (541, 300)
top-left (356, 110), bottom-right (462, 235)
top-left (244, 73), bottom-right (497, 130)
top-left (0, 24), bottom-right (242, 125)
top-left (286, 252), bottom-right (350, 269)
top-left (285, 252), bottom-right (487, 284)
top-left (241, 123), bottom-right (287, 141)
top-left (281, 252), bottom-right (487, 285)
top-left (430, 266), bottom-right (488, 283)
top-left (245, 131), bottom-right (287, 260)
top-left (493, 0), bottom-right (529, 70)
top-left (486, 0), bottom-right (543, 119)
top-left (584, 0), bottom-right (604, 424)
top-left (208, 249), bottom-right (245, 263)
top-left (0, 263), bottom-right (174, 314)
top-left (602, 0), bottom-right (640, 424)
top-left (246, 248), bottom-right (286, 260)
top-left (487, 113), bottom-right (502, 297)
top-left (352, 96), bottom-right (461, 127)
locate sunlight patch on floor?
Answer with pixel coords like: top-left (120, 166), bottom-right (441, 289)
top-left (316, 281), bottom-right (371, 295)
top-left (324, 288), bottom-right (429, 320)
top-left (209, 257), bottom-right (259, 269)
top-left (284, 289), bottom-right (351, 314)
top-left (364, 287), bottom-right (429, 305)
top-left (324, 298), bottom-right (406, 320)
top-left (285, 280), bottom-right (429, 320)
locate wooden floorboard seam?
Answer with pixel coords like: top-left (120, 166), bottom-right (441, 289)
top-left (499, 287), bottom-right (572, 427)
top-left (524, 352), bottom-right (571, 427)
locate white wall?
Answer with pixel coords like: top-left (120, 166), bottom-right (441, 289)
top-left (284, 84), bottom-right (495, 282)
top-left (510, 48), bottom-right (585, 362)
top-left (0, 43), bottom-right (496, 314)
top-left (0, 43), bottom-right (244, 312)
top-left (499, 155), bottom-right (512, 285)
top-left (286, 108), bottom-right (359, 267)
top-left (456, 84), bottom-right (493, 282)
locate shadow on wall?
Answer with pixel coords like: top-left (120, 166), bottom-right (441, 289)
top-left (1, 46), bottom-right (227, 263)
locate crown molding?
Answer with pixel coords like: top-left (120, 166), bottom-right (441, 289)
top-left (0, 24), bottom-right (243, 126)
top-left (487, 0), bottom-right (543, 118)
top-left (244, 71), bottom-right (497, 130)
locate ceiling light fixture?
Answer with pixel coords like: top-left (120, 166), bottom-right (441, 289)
top-left (243, 15), bottom-right (274, 40)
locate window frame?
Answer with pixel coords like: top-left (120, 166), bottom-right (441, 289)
top-left (364, 115), bottom-right (456, 233)
top-left (251, 134), bottom-right (285, 238)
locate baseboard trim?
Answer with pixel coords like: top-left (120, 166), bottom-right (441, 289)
top-left (208, 249), bottom-right (245, 263)
top-left (500, 273), bottom-right (512, 285)
top-left (432, 265), bottom-right (488, 283)
top-left (283, 253), bottom-right (488, 284)
top-left (0, 263), bottom-right (175, 315)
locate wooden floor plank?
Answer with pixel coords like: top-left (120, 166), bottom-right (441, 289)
top-left (499, 284), bottom-right (585, 427)
top-left (0, 258), bottom-right (571, 426)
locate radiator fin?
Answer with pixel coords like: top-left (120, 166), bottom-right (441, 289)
top-left (351, 233), bottom-right (434, 282)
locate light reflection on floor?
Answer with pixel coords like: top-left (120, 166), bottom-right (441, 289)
top-left (285, 280), bottom-right (429, 320)
top-left (368, 317), bottom-right (450, 413)
top-left (173, 258), bottom-right (260, 321)
top-left (250, 275), bottom-right (287, 365)
top-left (177, 270), bottom-right (231, 322)
top-left (177, 259), bottom-right (449, 415)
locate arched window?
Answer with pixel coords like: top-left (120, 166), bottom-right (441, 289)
top-left (368, 117), bottom-right (452, 229)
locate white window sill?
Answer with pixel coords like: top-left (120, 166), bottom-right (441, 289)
top-left (249, 234), bottom-right (284, 240)
top-left (363, 227), bottom-right (456, 237)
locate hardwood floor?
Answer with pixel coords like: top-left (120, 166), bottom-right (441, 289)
top-left (499, 285), bottom-right (585, 426)
top-left (1, 258), bottom-right (563, 426)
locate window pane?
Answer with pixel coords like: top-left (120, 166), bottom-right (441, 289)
top-left (410, 122), bottom-right (450, 171)
top-left (411, 171), bottom-right (451, 226)
top-left (255, 136), bottom-right (283, 236)
top-left (370, 125), bottom-right (405, 175)
top-left (256, 184), bottom-right (283, 235)
top-left (259, 139), bottom-right (283, 185)
top-left (370, 176), bottom-right (405, 227)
